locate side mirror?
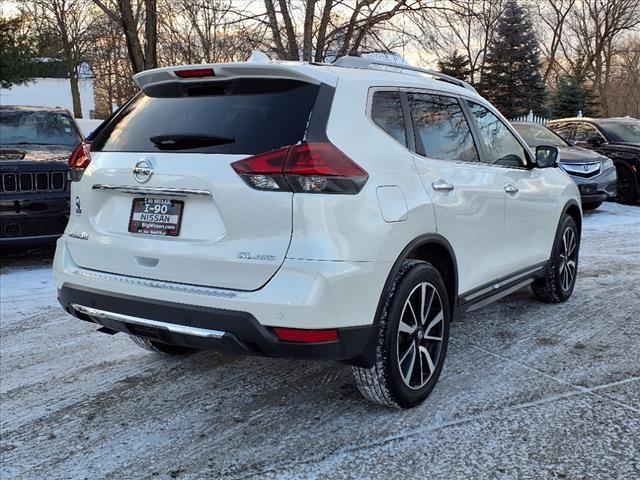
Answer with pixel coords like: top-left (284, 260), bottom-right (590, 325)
top-left (535, 145), bottom-right (559, 168)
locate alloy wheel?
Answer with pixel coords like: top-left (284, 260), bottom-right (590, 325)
top-left (397, 282), bottom-right (445, 390)
top-left (559, 226), bottom-right (578, 291)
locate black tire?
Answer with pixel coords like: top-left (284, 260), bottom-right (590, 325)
top-left (616, 163), bottom-right (639, 205)
top-left (129, 335), bottom-right (197, 355)
top-left (352, 260), bottom-right (450, 408)
top-left (532, 214), bottom-right (579, 303)
top-left (582, 201), bottom-right (602, 211)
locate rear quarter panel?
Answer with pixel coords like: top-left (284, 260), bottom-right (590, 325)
top-left (287, 81), bottom-right (437, 264)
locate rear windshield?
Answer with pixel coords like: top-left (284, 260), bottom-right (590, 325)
top-left (91, 79), bottom-right (320, 155)
top-left (0, 109), bottom-right (82, 147)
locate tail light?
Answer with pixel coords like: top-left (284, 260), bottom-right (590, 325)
top-left (273, 327), bottom-right (338, 343)
top-left (231, 142), bottom-right (368, 194)
top-left (69, 141), bottom-right (91, 170)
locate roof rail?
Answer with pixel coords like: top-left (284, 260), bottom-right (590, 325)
top-left (333, 56), bottom-right (477, 94)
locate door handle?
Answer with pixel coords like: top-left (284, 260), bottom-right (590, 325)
top-left (432, 179), bottom-right (454, 192)
top-left (504, 184), bottom-right (519, 194)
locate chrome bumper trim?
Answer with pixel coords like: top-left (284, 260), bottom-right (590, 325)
top-left (92, 184), bottom-right (212, 197)
top-left (70, 303), bottom-right (226, 339)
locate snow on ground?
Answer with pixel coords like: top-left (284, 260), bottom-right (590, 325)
top-left (1, 203), bottom-right (639, 480)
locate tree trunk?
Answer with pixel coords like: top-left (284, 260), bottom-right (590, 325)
top-left (69, 71), bottom-right (83, 119)
top-left (277, 0), bottom-right (299, 59)
top-left (120, 0), bottom-right (146, 73)
top-left (264, 0), bottom-right (287, 59)
top-left (314, 0), bottom-right (334, 62)
top-left (302, 0), bottom-right (317, 61)
top-left (144, 0), bottom-right (157, 69)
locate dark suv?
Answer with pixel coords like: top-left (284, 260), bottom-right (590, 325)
top-left (512, 122), bottom-right (617, 210)
top-left (0, 106), bottom-right (82, 246)
top-left (547, 117), bottom-right (640, 204)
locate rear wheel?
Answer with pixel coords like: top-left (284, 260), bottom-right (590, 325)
top-left (582, 200), bottom-right (602, 211)
top-left (129, 335), bottom-right (198, 355)
top-left (352, 260), bottom-right (450, 408)
top-left (532, 214), bottom-right (579, 303)
top-left (616, 163), bottom-right (639, 204)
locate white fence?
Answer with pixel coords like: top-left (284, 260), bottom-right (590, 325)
top-left (510, 110), bottom-right (583, 125)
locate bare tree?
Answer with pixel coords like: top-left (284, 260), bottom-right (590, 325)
top-left (604, 35), bottom-right (640, 117)
top-left (261, 0), bottom-right (432, 62)
top-left (532, 0), bottom-right (576, 84)
top-left (17, 0), bottom-right (97, 118)
top-left (566, 0), bottom-right (640, 115)
top-left (409, 0), bottom-right (506, 84)
top-left (91, 0), bottom-right (157, 73)
top-left (158, 0), bottom-right (258, 65)
top-left (91, 13), bottom-right (137, 117)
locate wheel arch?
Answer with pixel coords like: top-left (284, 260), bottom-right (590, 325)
top-left (562, 199), bottom-right (582, 237)
top-left (375, 234), bottom-right (459, 324)
top-left (612, 157), bottom-right (640, 194)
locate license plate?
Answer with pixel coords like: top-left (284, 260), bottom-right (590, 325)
top-left (128, 198), bottom-right (184, 237)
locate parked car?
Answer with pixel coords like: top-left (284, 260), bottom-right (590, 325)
top-left (1, 106), bottom-right (81, 246)
top-left (54, 57), bottom-right (582, 408)
top-left (512, 122), bottom-right (617, 210)
top-left (547, 117), bottom-right (640, 204)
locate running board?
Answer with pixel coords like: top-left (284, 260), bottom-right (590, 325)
top-left (464, 278), bottom-right (535, 313)
top-left (457, 262), bottom-right (547, 315)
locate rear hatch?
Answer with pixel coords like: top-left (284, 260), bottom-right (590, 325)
top-left (67, 73), bottom-right (323, 291)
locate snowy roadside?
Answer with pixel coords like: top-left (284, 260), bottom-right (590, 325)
top-left (1, 202), bottom-right (639, 480)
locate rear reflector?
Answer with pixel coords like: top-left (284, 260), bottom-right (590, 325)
top-left (231, 142), bottom-right (368, 194)
top-left (174, 68), bottom-right (215, 78)
top-left (273, 327), bottom-right (338, 343)
top-left (68, 141), bottom-right (92, 170)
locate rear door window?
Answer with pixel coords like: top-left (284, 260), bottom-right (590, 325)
top-left (408, 93), bottom-right (479, 162)
top-left (370, 91), bottom-right (407, 147)
top-left (91, 79), bottom-right (320, 155)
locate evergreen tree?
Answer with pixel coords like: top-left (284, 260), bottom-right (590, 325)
top-left (437, 50), bottom-right (471, 82)
top-left (0, 17), bottom-right (36, 89)
top-left (478, 0), bottom-right (546, 118)
top-left (550, 58), bottom-right (599, 118)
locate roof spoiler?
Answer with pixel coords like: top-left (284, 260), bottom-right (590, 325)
top-left (133, 60), bottom-right (325, 96)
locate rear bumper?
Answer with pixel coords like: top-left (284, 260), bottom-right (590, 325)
top-left (58, 285), bottom-right (376, 366)
top-left (54, 239), bottom-right (391, 366)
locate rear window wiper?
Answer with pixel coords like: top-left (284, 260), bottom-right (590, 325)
top-left (149, 134), bottom-right (235, 150)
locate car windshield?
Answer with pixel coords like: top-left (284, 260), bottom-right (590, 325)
top-left (0, 109), bottom-right (82, 147)
top-left (598, 120), bottom-right (640, 144)
top-left (513, 123), bottom-right (567, 147)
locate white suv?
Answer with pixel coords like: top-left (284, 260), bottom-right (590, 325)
top-left (54, 57), bottom-right (581, 408)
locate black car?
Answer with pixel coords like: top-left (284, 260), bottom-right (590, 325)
top-left (0, 106), bottom-right (81, 246)
top-left (513, 122), bottom-right (617, 210)
top-left (547, 117), bottom-right (640, 204)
